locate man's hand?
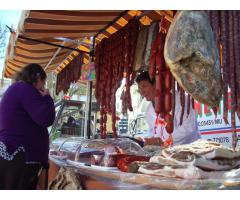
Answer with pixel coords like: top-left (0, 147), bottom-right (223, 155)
top-left (39, 88), bottom-right (50, 96)
top-left (135, 137), bottom-right (144, 142)
top-left (144, 137), bottom-right (163, 146)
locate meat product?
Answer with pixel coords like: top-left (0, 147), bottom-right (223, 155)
top-left (149, 52), bottom-right (156, 80)
top-left (91, 154), bottom-right (104, 166)
top-left (179, 88), bottom-right (185, 126)
top-left (164, 69), bottom-right (172, 91)
top-left (162, 140), bottom-right (240, 159)
top-left (209, 11), bottom-right (221, 46)
top-left (171, 79), bottom-right (176, 120)
top-left (237, 11), bottom-right (240, 120)
top-left (128, 161), bottom-right (150, 173)
top-left (232, 12), bottom-right (240, 120)
top-left (154, 31), bottom-right (166, 116)
top-left (192, 97), bottom-right (195, 109)
top-left (94, 19), bottom-right (140, 138)
top-left (143, 21), bottom-right (159, 68)
top-left (162, 140), bottom-right (222, 157)
top-left (194, 157), bottom-right (240, 171)
top-left (187, 93), bottom-right (191, 116)
top-left (133, 25), bottom-right (149, 71)
top-left (154, 71), bottom-right (164, 115)
top-left (149, 19), bottom-right (174, 145)
top-left (149, 31), bottom-right (161, 80)
top-left (55, 54), bottom-right (83, 95)
top-left (164, 92), bottom-right (172, 113)
top-left (150, 154), bottom-right (195, 166)
top-left (228, 11), bottom-right (238, 150)
top-left (164, 113), bottom-right (173, 133)
top-left (160, 140), bottom-right (240, 171)
top-left (116, 155), bottom-right (150, 172)
top-left (138, 163), bottom-right (203, 179)
top-left (164, 11), bottom-right (222, 107)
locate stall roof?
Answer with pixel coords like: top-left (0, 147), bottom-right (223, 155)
top-left (3, 10), bottom-right (173, 78)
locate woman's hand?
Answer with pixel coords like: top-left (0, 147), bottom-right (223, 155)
top-left (39, 88), bottom-right (50, 96)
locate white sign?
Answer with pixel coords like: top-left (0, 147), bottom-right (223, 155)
top-left (195, 94), bottom-right (240, 147)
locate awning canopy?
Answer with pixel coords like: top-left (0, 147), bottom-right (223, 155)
top-left (3, 10), bottom-right (173, 79)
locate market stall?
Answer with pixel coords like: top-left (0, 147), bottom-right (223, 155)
top-left (4, 10), bottom-right (240, 190)
top-left (47, 137), bottom-right (240, 190)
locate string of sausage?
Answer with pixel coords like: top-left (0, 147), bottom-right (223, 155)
top-left (233, 10), bottom-right (240, 149)
top-left (237, 11), bottom-right (240, 120)
top-left (219, 11), bottom-right (229, 125)
top-left (149, 16), bottom-right (174, 147)
top-left (179, 88), bottom-right (185, 126)
top-left (207, 11), bottom-right (240, 150)
top-left (55, 54), bottom-right (83, 95)
top-left (94, 19), bottom-right (139, 139)
top-left (229, 11), bottom-right (237, 150)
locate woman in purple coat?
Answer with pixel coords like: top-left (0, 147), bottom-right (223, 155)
top-left (0, 63), bottom-right (55, 189)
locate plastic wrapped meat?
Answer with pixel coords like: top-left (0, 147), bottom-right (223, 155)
top-left (138, 163), bottom-right (204, 179)
top-left (164, 11), bottom-right (222, 107)
top-left (49, 137), bottom-right (85, 160)
top-left (74, 138), bottom-right (148, 167)
top-left (156, 140), bottom-right (240, 171)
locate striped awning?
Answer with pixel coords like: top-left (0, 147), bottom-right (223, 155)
top-left (3, 10), bottom-right (174, 78)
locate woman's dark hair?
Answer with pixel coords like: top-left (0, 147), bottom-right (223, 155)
top-left (135, 71), bottom-right (155, 85)
top-left (15, 63), bottom-right (46, 84)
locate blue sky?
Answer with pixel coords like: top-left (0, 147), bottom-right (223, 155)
top-left (0, 10), bottom-right (22, 77)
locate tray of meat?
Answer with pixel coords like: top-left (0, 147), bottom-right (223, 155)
top-left (49, 137), bottom-right (86, 161)
top-left (70, 138), bottom-right (148, 168)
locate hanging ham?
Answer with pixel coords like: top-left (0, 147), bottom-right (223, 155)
top-left (164, 11), bottom-right (222, 107)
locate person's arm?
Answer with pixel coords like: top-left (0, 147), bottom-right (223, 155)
top-left (144, 103), bottom-right (164, 146)
top-left (21, 85), bottom-right (55, 127)
top-left (145, 103), bottom-right (155, 137)
top-left (171, 91), bottom-right (200, 145)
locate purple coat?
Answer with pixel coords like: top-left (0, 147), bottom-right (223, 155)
top-left (0, 82), bottom-right (55, 164)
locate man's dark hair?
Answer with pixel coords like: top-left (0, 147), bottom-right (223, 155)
top-left (14, 63), bottom-right (47, 84)
top-left (135, 71), bottom-right (155, 85)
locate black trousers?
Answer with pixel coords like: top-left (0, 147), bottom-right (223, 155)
top-left (0, 152), bottom-right (42, 190)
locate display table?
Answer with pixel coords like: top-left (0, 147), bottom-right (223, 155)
top-left (48, 157), bottom-right (236, 190)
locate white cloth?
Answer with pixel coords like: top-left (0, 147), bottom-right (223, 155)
top-left (145, 90), bottom-right (201, 145)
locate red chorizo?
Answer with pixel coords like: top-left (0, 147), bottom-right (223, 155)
top-left (155, 68), bottom-right (164, 115)
top-left (103, 113), bottom-right (107, 123)
top-left (116, 156), bottom-right (150, 172)
top-left (155, 50), bottom-right (164, 71)
top-left (233, 11), bottom-right (240, 121)
top-left (187, 94), bottom-right (191, 116)
top-left (149, 55), bottom-right (156, 80)
top-left (221, 11), bottom-right (230, 124)
top-left (171, 78), bottom-right (176, 121)
top-left (164, 92), bottom-right (172, 113)
top-left (165, 113), bottom-right (173, 133)
top-left (180, 88), bottom-right (185, 126)
top-left (165, 69), bottom-right (172, 92)
top-left (154, 92), bottom-right (162, 115)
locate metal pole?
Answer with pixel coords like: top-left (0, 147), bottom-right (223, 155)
top-left (6, 26), bottom-right (90, 55)
top-left (87, 81), bottom-right (93, 139)
top-left (84, 81), bottom-right (93, 139)
top-left (44, 41), bottom-right (65, 70)
top-left (92, 113), bottom-right (97, 139)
